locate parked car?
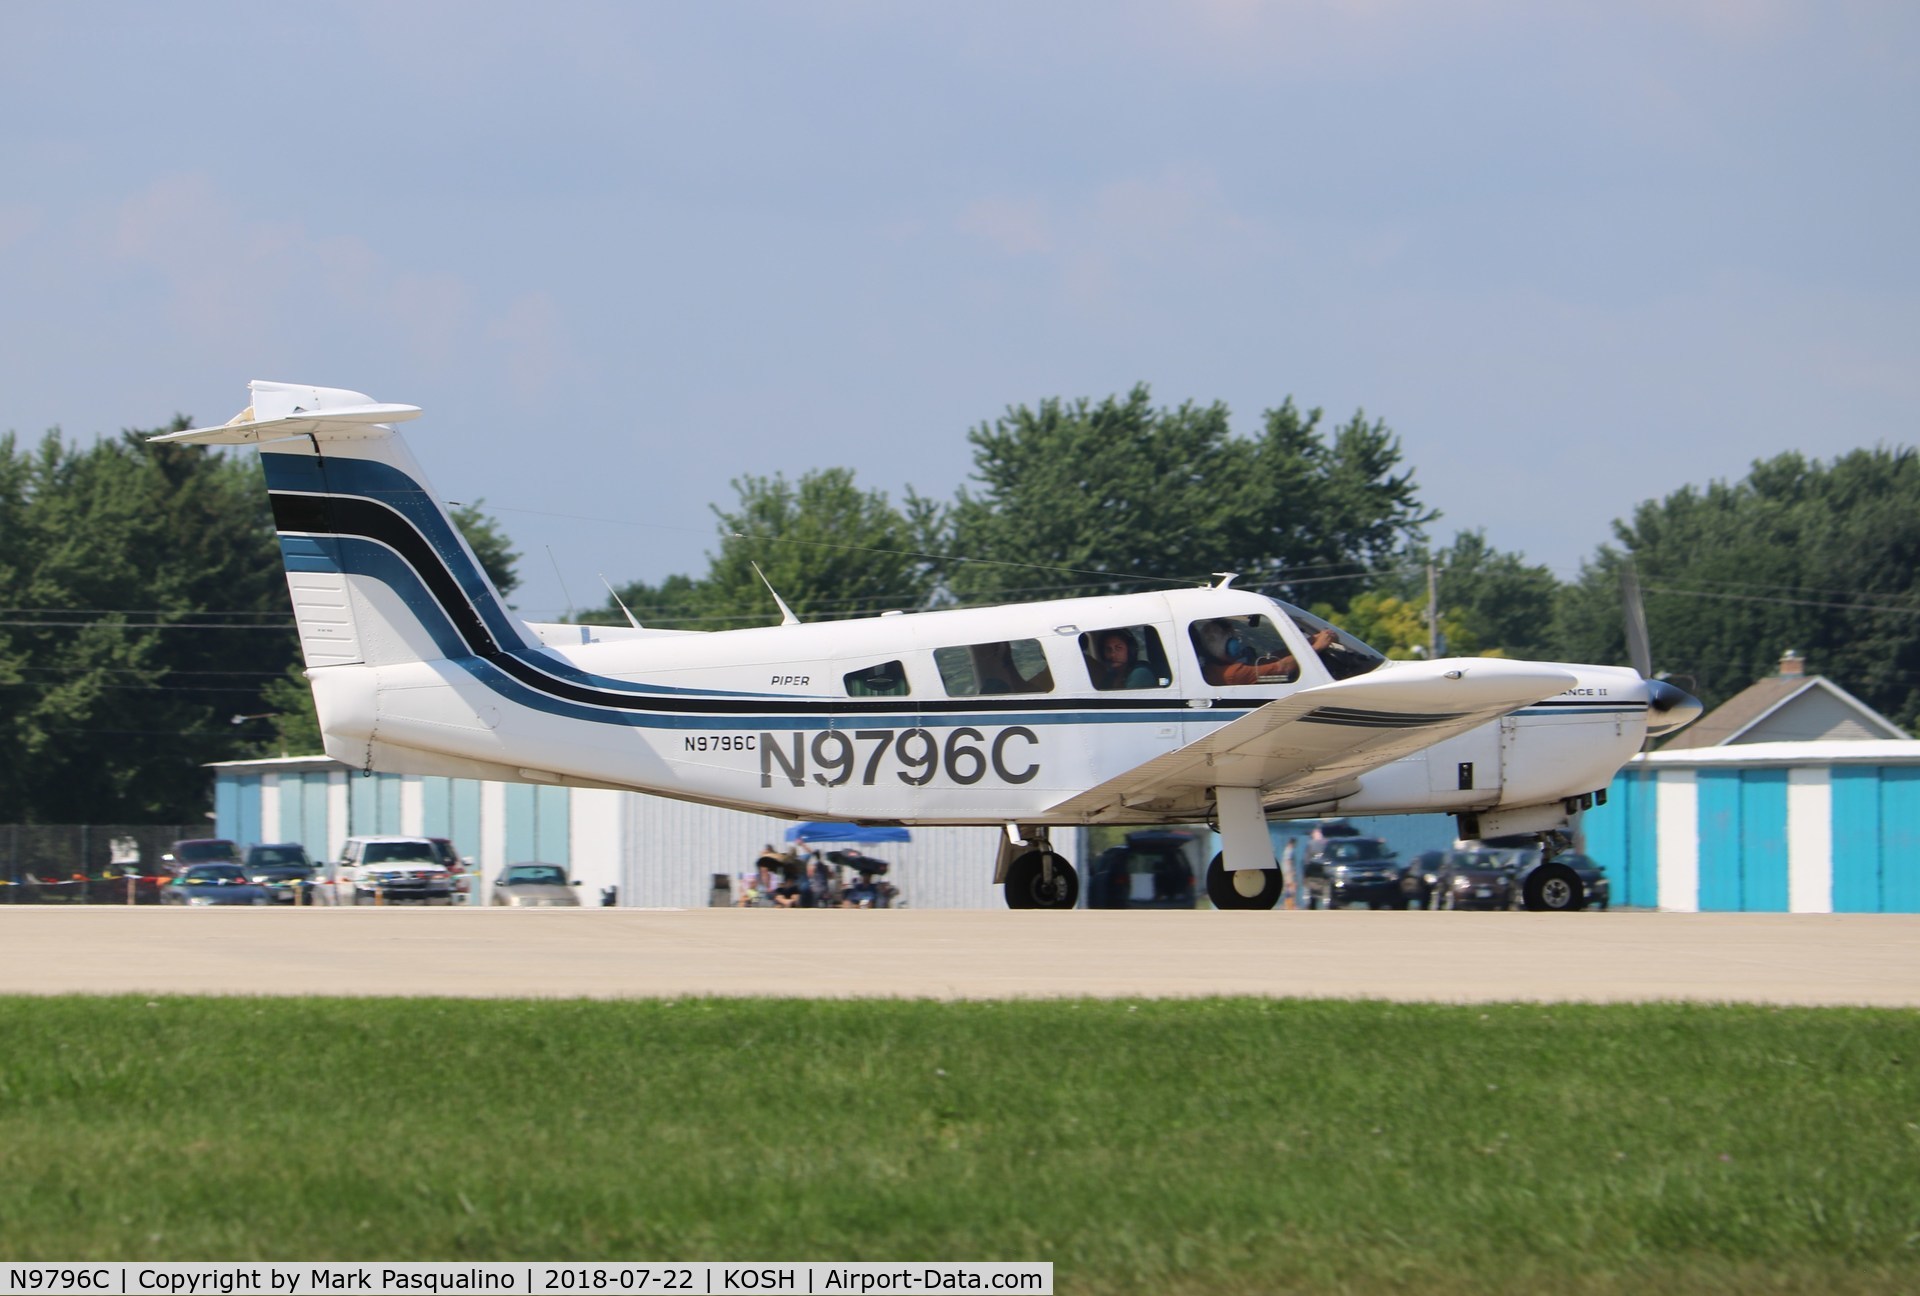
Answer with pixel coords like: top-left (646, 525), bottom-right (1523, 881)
top-left (336, 835), bottom-right (456, 905)
top-left (161, 838), bottom-right (241, 872)
top-left (1094, 830), bottom-right (1200, 909)
top-left (1397, 849), bottom-right (1451, 910)
top-left (1302, 836), bottom-right (1404, 909)
top-left (160, 863), bottom-right (273, 906)
top-left (490, 863), bottom-right (581, 907)
top-left (244, 843), bottom-right (317, 904)
top-left (1430, 849), bottom-right (1518, 910)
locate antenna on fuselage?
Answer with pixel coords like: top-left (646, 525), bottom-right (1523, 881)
top-left (752, 562), bottom-right (801, 627)
top-left (1211, 572), bottom-right (1240, 589)
top-left (599, 574), bottom-right (644, 630)
top-left (545, 546), bottom-right (579, 619)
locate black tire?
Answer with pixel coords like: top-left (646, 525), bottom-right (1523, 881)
top-left (1521, 862), bottom-right (1587, 912)
top-left (1004, 851), bottom-right (1079, 910)
top-left (1204, 852), bottom-right (1284, 910)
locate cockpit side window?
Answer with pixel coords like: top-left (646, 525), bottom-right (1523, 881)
top-left (1079, 626), bottom-right (1171, 691)
top-left (1272, 602), bottom-right (1387, 681)
top-left (1187, 615), bottom-right (1302, 687)
top-left (844, 661), bottom-right (910, 697)
top-left (933, 639), bottom-right (1054, 696)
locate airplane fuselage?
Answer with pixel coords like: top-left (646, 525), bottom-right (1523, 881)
top-left (310, 584), bottom-right (1649, 827)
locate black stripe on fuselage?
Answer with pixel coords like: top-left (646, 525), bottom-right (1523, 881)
top-left (271, 489), bottom-right (1254, 721)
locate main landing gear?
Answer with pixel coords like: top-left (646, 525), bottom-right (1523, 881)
top-left (1206, 786), bottom-right (1283, 911)
top-left (998, 826), bottom-right (1078, 910)
top-left (1206, 851), bottom-right (1284, 910)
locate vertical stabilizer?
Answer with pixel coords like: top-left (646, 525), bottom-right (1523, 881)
top-left (153, 381), bottom-right (527, 670)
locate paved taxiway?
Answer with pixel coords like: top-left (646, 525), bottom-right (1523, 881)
top-left (3, 909), bottom-right (1918, 1006)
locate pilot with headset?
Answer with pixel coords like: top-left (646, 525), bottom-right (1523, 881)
top-left (1195, 617), bottom-right (1335, 686)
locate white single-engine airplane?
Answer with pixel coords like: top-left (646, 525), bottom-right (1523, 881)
top-left (159, 382), bottom-right (1701, 911)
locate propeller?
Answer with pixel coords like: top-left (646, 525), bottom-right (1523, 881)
top-left (1620, 559), bottom-right (1701, 736)
top-left (1621, 560), bottom-right (1653, 680)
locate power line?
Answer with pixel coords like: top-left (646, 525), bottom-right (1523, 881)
top-left (0, 620), bottom-right (294, 631)
top-left (1642, 585), bottom-right (1920, 618)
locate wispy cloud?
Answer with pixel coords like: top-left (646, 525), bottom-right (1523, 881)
top-left (107, 173), bottom-right (573, 395)
top-left (0, 203), bottom-right (41, 254)
top-left (955, 197), bottom-right (1052, 256)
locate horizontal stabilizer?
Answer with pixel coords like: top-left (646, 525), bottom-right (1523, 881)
top-left (149, 380), bottom-right (420, 445)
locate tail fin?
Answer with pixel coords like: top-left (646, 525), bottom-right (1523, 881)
top-left (156, 381), bottom-right (527, 670)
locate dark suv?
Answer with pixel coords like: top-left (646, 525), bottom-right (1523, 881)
top-left (244, 843), bottom-right (317, 904)
top-left (1303, 837), bottom-right (1403, 909)
top-left (162, 838), bottom-right (241, 874)
top-left (1091, 830), bottom-right (1199, 909)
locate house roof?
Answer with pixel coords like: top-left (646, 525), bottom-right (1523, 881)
top-left (1661, 672), bottom-right (1908, 749)
top-left (1640, 738), bottom-right (1920, 767)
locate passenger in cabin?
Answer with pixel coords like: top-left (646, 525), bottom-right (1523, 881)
top-left (1087, 629), bottom-right (1159, 691)
top-left (971, 640), bottom-right (1053, 695)
top-left (1192, 616), bottom-right (1334, 686)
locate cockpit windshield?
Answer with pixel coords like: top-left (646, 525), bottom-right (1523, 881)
top-left (1265, 600), bottom-right (1387, 681)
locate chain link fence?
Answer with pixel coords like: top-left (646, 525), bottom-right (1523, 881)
top-left (0, 825), bottom-right (205, 904)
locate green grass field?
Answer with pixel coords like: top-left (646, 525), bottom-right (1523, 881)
top-left (0, 996), bottom-right (1915, 1294)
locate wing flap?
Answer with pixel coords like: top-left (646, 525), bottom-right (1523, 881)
top-left (1049, 658), bottom-right (1577, 820)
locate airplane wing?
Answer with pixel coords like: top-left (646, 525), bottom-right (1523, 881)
top-left (1047, 658), bottom-right (1578, 821)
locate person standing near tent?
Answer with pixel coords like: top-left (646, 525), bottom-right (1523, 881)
top-left (1279, 836), bottom-right (1300, 910)
top-left (753, 844), bottom-right (784, 895)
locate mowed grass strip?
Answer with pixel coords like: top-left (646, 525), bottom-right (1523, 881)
top-left (0, 997), bottom-right (1915, 1294)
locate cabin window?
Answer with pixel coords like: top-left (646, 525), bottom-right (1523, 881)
top-left (844, 661), bottom-right (910, 697)
top-left (933, 639), bottom-right (1054, 696)
top-left (1078, 626), bottom-right (1171, 691)
top-left (1187, 615), bottom-right (1304, 687)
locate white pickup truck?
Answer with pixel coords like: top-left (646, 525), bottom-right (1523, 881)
top-left (335, 835), bottom-right (456, 905)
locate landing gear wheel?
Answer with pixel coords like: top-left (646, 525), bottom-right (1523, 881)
top-left (1205, 852), bottom-right (1284, 911)
top-left (1004, 851), bottom-right (1079, 910)
top-left (1522, 861), bottom-right (1586, 912)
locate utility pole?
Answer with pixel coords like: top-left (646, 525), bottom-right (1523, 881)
top-left (1426, 562), bottom-right (1440, 660)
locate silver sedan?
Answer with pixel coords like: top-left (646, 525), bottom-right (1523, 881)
top-left (490, 863), bottom-right (581, 907)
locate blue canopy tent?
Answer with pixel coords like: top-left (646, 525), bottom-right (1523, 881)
top-left (784, 823), bottom-right (912, 845)
top-left (784, 823), bottom-right (909, 891)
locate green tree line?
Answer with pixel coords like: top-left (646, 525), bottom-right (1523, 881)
top-left (0, 424), bottom-right (518, 823)
top-left (5, 393), bottom-right (1916, 823)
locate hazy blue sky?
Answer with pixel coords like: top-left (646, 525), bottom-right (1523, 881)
top-left (4, 2), bottom-right (1915, 620)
